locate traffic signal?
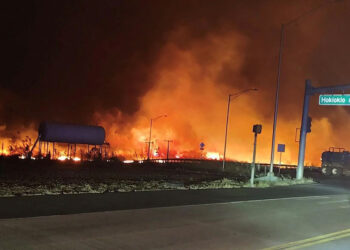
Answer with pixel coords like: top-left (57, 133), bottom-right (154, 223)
top-left (253, 124), bottom-right (262, 134)
top-left (307, 116), bottom-right (312, 133)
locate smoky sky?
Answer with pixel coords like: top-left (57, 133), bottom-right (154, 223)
top-left (1, 0), bottom-right (350, 134)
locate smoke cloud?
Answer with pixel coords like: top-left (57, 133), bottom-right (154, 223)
top-left (1, 0), bottom-right (350, 164)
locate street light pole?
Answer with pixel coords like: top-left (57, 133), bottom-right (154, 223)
top-left (222, 88), bottom-right (258, 171)
top-left (147, 114), bottom-right (167, 160)
top-left (222, 94), bottom-right (232, 171)
top-left (268, 1), bottom-right (336, 178)
top-left (269, 24), bottom-right (285, 177)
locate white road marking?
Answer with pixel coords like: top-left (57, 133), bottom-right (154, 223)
top-left (175, 195), bottom-right (331, 209)
top-left (319, 199), bottom-right (349, 205)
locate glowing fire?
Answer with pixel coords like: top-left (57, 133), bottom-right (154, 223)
top-left (123, 160), bottom-right (134, 164)
top-left (206, 152), bottom-right (221, 160)
top-left (0, 149), bottom-right (9, 156)
top-left (57, 155), bottom-right (81, 161)
top-left (58, 155), bottom-right (68, 161)
top-left (73, 157), bottom-right (81, 162)
top-left (153, 150), bottom-right (159, 157)
top-left (0, 27), bottom-right (344, 167)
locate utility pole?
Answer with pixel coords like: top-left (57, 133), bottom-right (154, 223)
top-left (147, 114), bottom-right (167, 160)
top-left (147, 119), bottom-right (153, 160)
top-left (164, 140), bottom-right (173, 162)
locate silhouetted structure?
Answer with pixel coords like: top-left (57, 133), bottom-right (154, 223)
top-left (29, 122), bottom-right (106, 159)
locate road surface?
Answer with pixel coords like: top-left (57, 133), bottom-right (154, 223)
top-left (1, 175), bottom-right (350, 249)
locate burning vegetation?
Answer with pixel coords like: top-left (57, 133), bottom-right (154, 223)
top-left (2, 1), bottom-right (350, 166)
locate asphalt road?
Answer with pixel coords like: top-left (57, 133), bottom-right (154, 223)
top-left (0, 182), bottom-right (347, 219)
top-left (1, 175), bottom-right (350, 249)
top-left (1, 192), bottom-right (350, 249)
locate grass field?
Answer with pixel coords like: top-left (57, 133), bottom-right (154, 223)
top-left (0, 157), bottom-right (316, 196)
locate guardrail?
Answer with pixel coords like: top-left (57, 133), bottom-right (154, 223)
top-left (148, 158), bottom-right (319, 170)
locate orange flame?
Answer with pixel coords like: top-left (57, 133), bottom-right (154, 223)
top-left (206, 152), bottom-right (221, 160)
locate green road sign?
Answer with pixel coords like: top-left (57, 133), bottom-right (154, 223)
top-left (319, 94), bottom-right (350, 106)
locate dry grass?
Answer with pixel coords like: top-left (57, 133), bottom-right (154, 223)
top-left (187, 178), bottom-right (242, 190)
top-left (0, 159), bottom-right (315, 197)
top-left (0, 177), bottom-right (316, 197)
top-left (245, 177), bottom-right (315, 188)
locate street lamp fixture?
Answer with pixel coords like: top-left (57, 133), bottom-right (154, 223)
top-left (147, 114), bottom-right (167, 160)
top-left (222, 88), bottom-right (258, 171)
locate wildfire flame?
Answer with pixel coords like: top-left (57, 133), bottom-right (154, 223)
top-left (0, 27), bottom-right (344, 166)
top-left (57, 155), bottom-right (81, 162)
top-left (57, 155), bottom-right (68, 161)
top-left (0, 149), bottom-right (9, 156)
top-left (206, 152), bottom-right (221, 160)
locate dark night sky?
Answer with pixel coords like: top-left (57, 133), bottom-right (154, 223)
top-left (2, 0), bottom-right (165, 125)
top-left (1, 0), bottom-right (350, 137)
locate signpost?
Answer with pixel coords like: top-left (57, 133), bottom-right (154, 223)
top-left (200, 142), bottom-right (205, 159)
top-left (277, 144), bottom-right (285, 175)
top-left (319, 94), bottom-right (350, 105)
top-left (277, 144), bottom-right (285, 153)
